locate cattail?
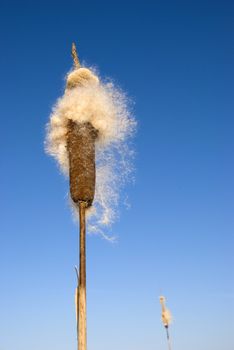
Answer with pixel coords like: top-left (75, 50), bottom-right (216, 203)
top-left (45, 42), bottom-right (136, 350)
top-left (46, 44), bottom-right (101, 350)
top-left (159, 296), bottom-right (172, 350)
top-left (160, 296), bottom-right (172, 327)
top-left (46, 45), bottom-right (136, 231)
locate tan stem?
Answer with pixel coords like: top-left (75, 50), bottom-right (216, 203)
top-left (166, 327), bottom-right (172, 350)
top-left (78, 201), bottom-right (87, 350)
top-left (72, 43), bottom-right (81, 69)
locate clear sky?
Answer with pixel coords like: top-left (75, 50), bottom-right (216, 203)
top-left (0, 1), bottom-right (233, 349)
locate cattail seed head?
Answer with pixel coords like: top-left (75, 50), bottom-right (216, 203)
top-left (65, 65), bottom-right (99, 208)
top-left (67, 120), bottom-right (98, 207)
top-left (159, 295), bottom-right (172, 327)
top-left (45, 47), bottom-right (136, 233)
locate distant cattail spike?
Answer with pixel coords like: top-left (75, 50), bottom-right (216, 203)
top-left (160, 296), bottom-right (172, 350)
top-left (159, 296), bottom-right (172, 327)
top-left (67, 120), bottom-right (98, 207)
top-left (72, 42), bottom-right (81, 69)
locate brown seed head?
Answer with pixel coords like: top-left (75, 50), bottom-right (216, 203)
top-left (67, 120), bottom-right (98, 207)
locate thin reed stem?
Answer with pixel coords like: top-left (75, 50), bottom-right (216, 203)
top-left (78, 201), bottom-right (87, 350)
top-left (165, 327), bottom-right (172, 350)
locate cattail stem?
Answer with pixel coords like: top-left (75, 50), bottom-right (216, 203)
top-left (78, 201), bottom-right (87, 350)
top-left (165, 326), bottom-right (172, 350)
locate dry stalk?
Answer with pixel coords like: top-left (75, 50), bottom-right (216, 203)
top-left (72, 42), bottom-right (81, 69)
top-left (78, 201), bottom-right (87, 350)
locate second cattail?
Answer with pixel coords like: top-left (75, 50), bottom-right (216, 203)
top-left (159, 296), bottom-right (172, 350)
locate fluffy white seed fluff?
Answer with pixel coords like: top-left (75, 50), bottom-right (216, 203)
top-left (45, 67), bottom-right (136, 235)
top-left (159, 296), bottom-right (172, 327)
top-left (162, 309), bottom-right (172, 327)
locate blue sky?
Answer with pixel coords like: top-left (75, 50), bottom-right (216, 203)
top-left (0, 1), bottom-right (233, 349)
